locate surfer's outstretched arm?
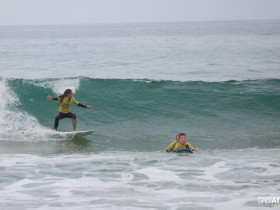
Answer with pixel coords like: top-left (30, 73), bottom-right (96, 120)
top-left (78, 103), bottom-right (92, 109)
top-left (47, 95), bottom-right (58, 100)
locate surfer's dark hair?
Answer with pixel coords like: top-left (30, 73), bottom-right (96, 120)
top-left (59, 89), bottom-right (72, 103)
top-left (178, 133), bottom-right (186, 138)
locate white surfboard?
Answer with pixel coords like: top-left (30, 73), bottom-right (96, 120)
top-left (54, 130), bottom-right (94, 137)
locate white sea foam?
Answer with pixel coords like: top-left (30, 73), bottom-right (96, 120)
top-left (1, 150), bottom-right (279, 209)
top-left (0, 79), bottom-right (57, 141)
top-left (34, 78), bottom-right (80, 95)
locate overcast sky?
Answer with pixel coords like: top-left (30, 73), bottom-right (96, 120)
top-left (0, 0), bottom-right (280, 25)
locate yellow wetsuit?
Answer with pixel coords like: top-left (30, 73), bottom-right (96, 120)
top-left (173, 142), bottom-right (195, 152)
top-left (58, 97), bottom-right (79, 113)
top-left (164, 141), bottom-right (177, 152)
top-left (52, 96), bottom-right (87, 131)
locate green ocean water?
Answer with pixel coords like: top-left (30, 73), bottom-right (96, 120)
top-left (1, 77), bottom-right (279, 152)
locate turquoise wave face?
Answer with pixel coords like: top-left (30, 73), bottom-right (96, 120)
top-left (1, 77), bottom-right (280, 151)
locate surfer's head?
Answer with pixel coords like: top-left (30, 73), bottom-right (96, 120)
top-left (178, 133), bottom-right (187, 145)
top-left (63, 89), bottom-right (73, 98)
top-left (59, 89), bottom-right (73, 101)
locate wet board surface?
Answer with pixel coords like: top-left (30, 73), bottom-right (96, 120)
top-left (55, 130), bottom-right (94, 137)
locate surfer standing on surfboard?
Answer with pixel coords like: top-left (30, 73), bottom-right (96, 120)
top-left (47, 89), bottom-right (92, 131)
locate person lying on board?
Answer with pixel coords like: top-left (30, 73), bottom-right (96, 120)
top-left (173, 133), bottom-right (199, 152)
top-left (47, 89), bottom-right (92, 131)
top-left (164, 134), bottom-right (180, 152)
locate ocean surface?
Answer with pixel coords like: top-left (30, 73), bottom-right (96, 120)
top-left (0, 20), bottom-right (280, 209)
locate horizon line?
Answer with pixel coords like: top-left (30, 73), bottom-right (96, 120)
top-left (0, 18), bottom-right (279, 27)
